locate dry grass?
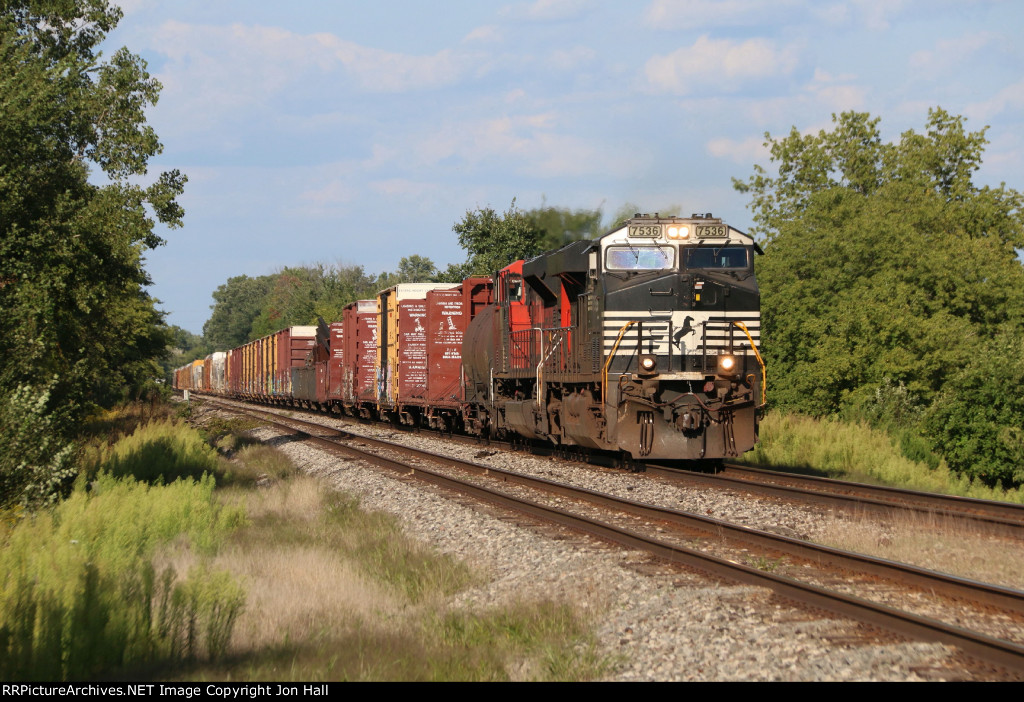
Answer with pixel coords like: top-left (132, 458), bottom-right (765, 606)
top-left (218, 544), bottom-right (401, 651)
top-left (168, 454), bottom-right (609, 681)
top-left (818, 512), bottom-right (1024, 589)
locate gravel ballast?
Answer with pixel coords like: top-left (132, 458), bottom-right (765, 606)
top-left (239, 416), bottom-right (983, 682)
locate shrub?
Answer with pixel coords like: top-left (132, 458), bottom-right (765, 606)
top-left (0, 380), bottom-right (77, 510)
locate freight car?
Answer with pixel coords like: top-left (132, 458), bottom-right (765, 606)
top-left (175, 212), bottom-right (764, 462)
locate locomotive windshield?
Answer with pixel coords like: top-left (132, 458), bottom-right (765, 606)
top-left (684, 246), bottom-right (749, 270)
top-left (605, 245), bottom-right (675, 271)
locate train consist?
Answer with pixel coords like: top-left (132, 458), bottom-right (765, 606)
top-left (175, 213), bottom-right (765, 461)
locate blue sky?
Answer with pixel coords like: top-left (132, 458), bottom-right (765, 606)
top-left (104, 0), bottom-right (1024, 333)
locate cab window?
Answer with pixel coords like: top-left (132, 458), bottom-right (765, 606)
top-left (684, 246), bottom-right (749, 269)
top-left (605, 246), bottom-right (675, 271)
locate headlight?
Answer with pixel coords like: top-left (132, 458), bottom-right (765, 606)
top-left (666, 225), bottom-right (690, 240)
top-left (639, 354), bottom-right (658, 374)
top-left (717, 354), bottom-right (738, 376)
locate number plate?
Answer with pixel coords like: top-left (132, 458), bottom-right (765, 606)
top-left (695, 224), bottom-right (728, 238)
top-left (628, 225), bottom-right (662, 238)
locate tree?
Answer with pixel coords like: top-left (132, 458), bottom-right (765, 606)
top-left (524, 202), bottom-right (603, 250)
top-left (203, 275), bottom-right (274, 350)
top-left (451, 199), bottom-right (545, 277)
top-left (395, 254), bottom-right (437, 283)
top-left (608, 202), bottom-right (681, 228)
top-left (0, 1), bottom-right (185, 507)
top-left (734, 109), bottom-right (1024, 485)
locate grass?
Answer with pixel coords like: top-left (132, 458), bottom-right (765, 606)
top-left (0, 472), bottom-right (247, 681)
top-left (184, 472), bottom-right (609, 681)
top-left (2, 403), bottom-right (610, 682)
top-left (740, 411), bottom-right (1024, 504)
top-left (818, 511), bottom-right (1024, 590)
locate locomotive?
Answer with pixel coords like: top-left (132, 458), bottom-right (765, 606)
top-left (175, 212), bottom-right (764, 462)
top-left (462, 212), bottom-right (763, 460)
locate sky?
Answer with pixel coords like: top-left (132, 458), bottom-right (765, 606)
top-left (102, 0), bottom-right (1024, 334)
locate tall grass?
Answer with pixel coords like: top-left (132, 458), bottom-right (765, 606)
top-left (0, 473), bottom-right (246, 680)
top-left (89, 419), bottom-right (222, 485)
top-left (742, 412), bottom-right (1024, 503)
top-left (188, 476), bottom-right (608, 681)
top-left (0, 417), bottom-right (251, 681)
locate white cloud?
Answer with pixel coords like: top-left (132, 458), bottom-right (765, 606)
top-left (965, 79), bottom-right (1024, 122)
top-left (644, 0), bottom-right (799, 28)
top-left (909, 31), bottom-right (1000, 77)
top-left (548, 46), bottom-right (597, 71)
top-left (805, 69), bottom-right (867, 113)
top-left (848, 0), bottom-right (909, 31)
top-left (147, 20), bottom-right (483, 141)
top-left (500, 0), bottom-right (594, 22)
top-left (151, 21), bottom-right (474, 129)
top-left (298, 180), bottom-right (356, 207)
top-left (645, 36), bottom-right (799, 94)
top-left (464, 25), bottom-right (502, 43)
top-left (706, 136), bottom-right (769, 164)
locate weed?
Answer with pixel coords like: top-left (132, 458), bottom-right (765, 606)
top-left (740, 411), bottom-right (1024, 504)
top-left (747, 556), bottom-right (782, 573)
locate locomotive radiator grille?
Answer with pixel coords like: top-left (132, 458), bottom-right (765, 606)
top-left (602, 310), bottom-right (761, 357)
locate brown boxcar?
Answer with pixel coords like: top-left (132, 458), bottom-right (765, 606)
top-left (344, 299), bottom-right (379, 411)
top-left (377, 283), bottom-right (459, 416)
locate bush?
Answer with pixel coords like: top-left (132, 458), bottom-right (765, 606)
top-left (0, 380), bottom-right (77, 510)
top-left (925, 330), bottom-right (1024, 488)
top-left (94, 419), bottom-right (222, 486)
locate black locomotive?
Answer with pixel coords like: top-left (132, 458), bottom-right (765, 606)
top-left (461, 213), bottom-right (764, 461)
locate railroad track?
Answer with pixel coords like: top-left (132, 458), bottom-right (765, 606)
top-left (189, 392), bottom-right (1024, 534)
top-left (203, 397), bottom-right (1024, 677)
top-left (645, 462), bottom-right (1024, 533)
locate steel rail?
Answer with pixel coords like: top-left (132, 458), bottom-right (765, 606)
top-left (645, 462), bottom-right (1024, 532)
top-left (229, 402), bottom-right (1024, 616)
top-left (720, 463), bottom-right (1024, 524)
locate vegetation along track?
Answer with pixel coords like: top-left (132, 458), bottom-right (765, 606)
top-left (203, 397), bottom-right (1024, 677)
top-left (645, 463), bottom-right (1024, 533)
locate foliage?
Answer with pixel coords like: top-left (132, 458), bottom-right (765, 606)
top-left (525, 202), bottom-right (603, 250)
top-left (0, 471), bottom-right (246, 680)
top-left (739, 411), bottom-right (1024, 503)
top-left (0, 0), bottom-right (185, 494)
top-left (324, 492), bottom-right (471, 603)
top-left (924, 328), bottom-right (1024, 486)
top-left (202, 274), bottom-right (275, 350)
top-left (203, 264), bottom-right (396, 345)
top-left (608, 202), bottom-right (681, 228)
top-left (395, 254), bottom-right (437, 283)
top-left (451, 199), bottom-right (545, 277)
top-left (88, 419), bottom-right (223, 486)
top-left (734, 109), bottom-right (1024, 485)
top-left (0, 380), bottom-right (77, 509)
top-left (159, 325), bottom-right (210, 382)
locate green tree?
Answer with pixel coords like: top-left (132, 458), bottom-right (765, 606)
top-left (734, 109), bottom-right (1024, 485)
top-left (608, 202), bottom-right (681, 228)
top-left (395, 254), bottom-right (437, 283)
top-left (203, 275), bottom-right (274, 349)
top-left (524, 202), bottom-right (603, 250)
top-left (0, 0), bottom-right (185, 506)
top-left (451, 199), bottom-right (544, 277)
